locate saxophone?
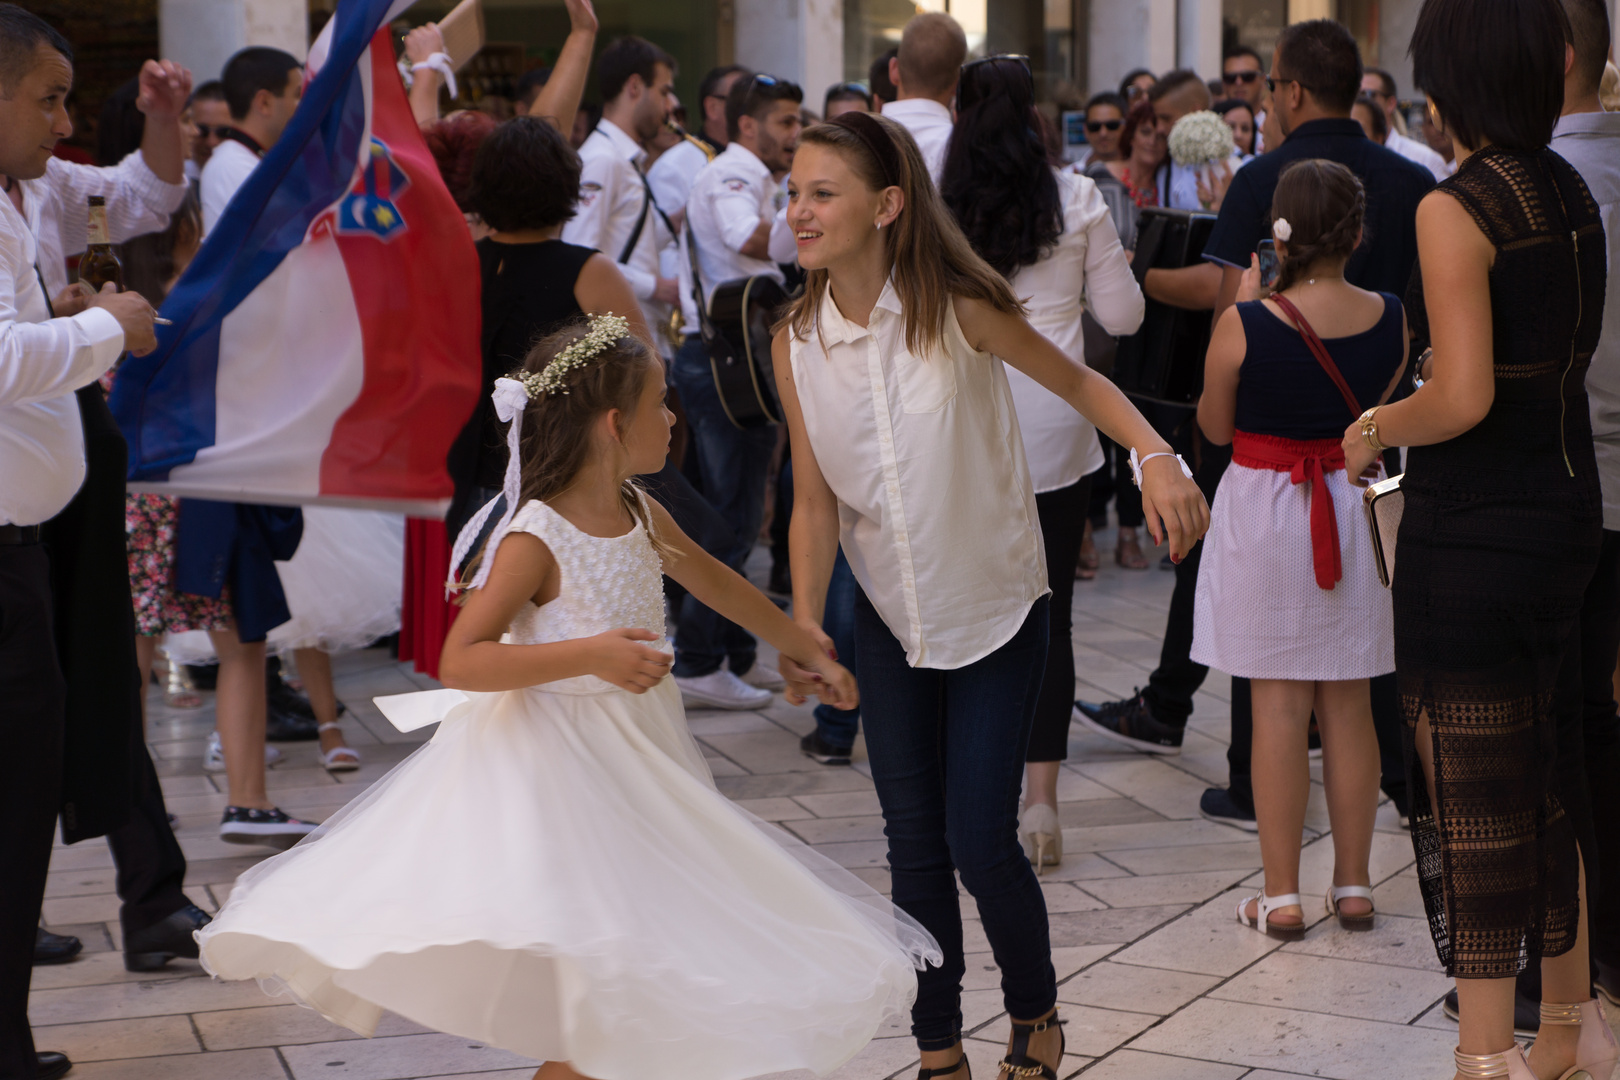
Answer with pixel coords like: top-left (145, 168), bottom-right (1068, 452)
top-left (661, 122), bottom-right (717, 349)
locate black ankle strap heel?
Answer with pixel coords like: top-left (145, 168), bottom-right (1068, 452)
top-left (999, 1012), bottom-right (1066, 1079)
top-left (918, 1053), bottom-right (971, 1079)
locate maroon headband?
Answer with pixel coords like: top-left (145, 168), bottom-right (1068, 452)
top-left (828, 110), bottom-right (902, 189)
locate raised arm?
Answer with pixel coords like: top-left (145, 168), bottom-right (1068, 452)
top-left (134, 60), bottom-right (190, 186)
top-left (529, 0), bottom-right (598, 133)
top-left (954, 295), bottom-right (1210, 558)
top-left (403, 23), bottom-right (447, 128)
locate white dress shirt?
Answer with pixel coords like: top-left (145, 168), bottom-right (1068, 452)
top-left (1162, 152), bottom-right (1246, 212)
top-left (646, 136), bottom-right (712, 215)
top-left (881, 98), bottom-right (954, 184)
top-left (200, 137), bottom-right (261, 235)
top-left (0, 195), bottom-right (127, 525)
top-left (1007, 170), bottom-right (1144, 493)
top-left (789, 281), bottom-right (1048, 669)
top-left (1386, 130), bottom-right (1450, 183)
top-left (562, 118), bottom-right (676, 338)
top-left (677, 142), bottom-right (788, 334)
top-left (25, 151), bottom-right (189, 298)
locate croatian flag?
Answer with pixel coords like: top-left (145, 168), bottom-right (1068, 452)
top-left (110, 0), bottom-right (480, 515)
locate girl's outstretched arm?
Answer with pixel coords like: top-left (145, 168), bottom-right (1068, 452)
top-left (646, 499), bottom-right (857, 709)
top-left (439, 530), bottom-right (674, 695)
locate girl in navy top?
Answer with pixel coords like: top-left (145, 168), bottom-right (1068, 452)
top-left (1193, 160), bottom-right (1408, 942)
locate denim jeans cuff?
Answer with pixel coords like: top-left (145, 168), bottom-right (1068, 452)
top-left (914, 1022), bottom-right (965, 1053)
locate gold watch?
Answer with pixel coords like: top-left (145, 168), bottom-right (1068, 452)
top-left (1358, 407), bottom-right (1386, 453)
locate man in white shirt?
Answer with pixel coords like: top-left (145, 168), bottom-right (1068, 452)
top-left (881, 13), bottom-right (965, 183)
top-left (647, 64), bottom-right (746, 228)
top-left (561, 36), bottom-right (680, 351)
top-left (1361, 67), bottom-right (1449, 182)
top-left (1139, 71), bottom-right (1231, 310)
top-left (0, 11), bottom-right (160, 1079)
top-left (200, 47), bottom-right (302, 235)
top-left (668, 72), bottom-right (803, 710)
top-left (1548, 0), bottom-right (1620, 1000)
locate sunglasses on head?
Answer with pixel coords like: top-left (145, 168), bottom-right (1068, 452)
top-left (1223, 70), bottom-right (1260, 84)
top-left (1086, 119), bottom-right (1123, 132)
top-left (828, 81), bottom-right (870, 96)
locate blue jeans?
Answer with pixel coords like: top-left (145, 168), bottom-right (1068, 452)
top-left (855, 589), bottom-right (1055, 1050)
top-left (813, 547), bottom-right (861, 748)
top-left (670, 335), bottom-right (778, 677)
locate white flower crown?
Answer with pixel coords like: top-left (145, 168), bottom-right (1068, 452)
top-left (514, 313), bottom-right (632, 398)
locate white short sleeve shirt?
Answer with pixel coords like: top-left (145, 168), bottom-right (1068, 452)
top-left (200, 138), bottom-right (260, 236)
top-left (880, 98), bottom-right (953, 184)
top-left (789, 282), bottom-right (1049, 669)
top-left (677, 143), bottom-right (786, 333)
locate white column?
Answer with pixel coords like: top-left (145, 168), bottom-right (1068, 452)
top-left (1177, 0), bottom-right (1221, 81)
top-left (160, 0), bottom-right (307, 86)
top-left (1088, 0), bottom-right (1175, 95)
top-left (735, 0), bottom-right (844, 111)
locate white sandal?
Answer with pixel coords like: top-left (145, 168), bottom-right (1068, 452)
top-left (1325, 885), bottom-right (1375, 931)
top-left (1236, 890), bottom-right (1306, 941)
top-left (319, 722), bottom-right (360, 774)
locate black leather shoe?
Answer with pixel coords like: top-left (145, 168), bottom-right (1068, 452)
top-left (267, 674), bottom-right (318, 721)
top-left (1073, 691), bottom-right (1184, 755)
top-left (37, 1051), bottom-right (71, 1080)
top-left (264, 701), bottom-right (319, 742)
top-left (34, 927), bottom-right (82, 965)
top-left (124, 903), bottom-right (212, 972)
top-left (799, 730), bottom-right (853, 766)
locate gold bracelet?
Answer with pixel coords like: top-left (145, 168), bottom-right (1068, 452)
top-left (1358, 407), bottom-right (1386, 453)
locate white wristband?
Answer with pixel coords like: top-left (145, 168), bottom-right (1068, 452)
top-left (1129, 449), bottom-right (1193, 490)
top-left (409, 52), bottom-right (457, 98)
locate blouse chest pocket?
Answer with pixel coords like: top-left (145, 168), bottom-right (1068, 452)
top-left (895, 350), bottom-right (959, 413)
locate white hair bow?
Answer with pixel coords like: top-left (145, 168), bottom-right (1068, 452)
top-left (1272, 218), bottom-right (1293, 243)
top-left (446, 377), bottom-right (531, 597)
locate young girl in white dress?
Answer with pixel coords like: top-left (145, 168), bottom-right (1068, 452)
top-left (197, 313), bottom-right (939, 1080)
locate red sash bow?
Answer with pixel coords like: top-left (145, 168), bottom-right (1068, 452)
top-left (1232, 430), bottom-right (1346, 590)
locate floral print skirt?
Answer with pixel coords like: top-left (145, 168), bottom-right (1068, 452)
top-left (127, 493), bottom-right (232, 638)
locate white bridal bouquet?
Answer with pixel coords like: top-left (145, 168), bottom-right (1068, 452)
top-left (1167, 110), bottom-right (1236, 166)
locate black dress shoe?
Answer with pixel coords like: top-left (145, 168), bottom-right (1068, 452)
top-left (36, 1051), bottom-right (71, 1080)
top-left (264, 701), bottom-right (319, 742)
top-left (124, 903), bottom-right (212, 972)
top-left (267, 675), bottom-right (318, 722)
top-left (33, 927), bottom-right (82, 965)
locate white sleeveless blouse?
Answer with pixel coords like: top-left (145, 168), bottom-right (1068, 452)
top-left (790, 281), bottom-right (1048, 669)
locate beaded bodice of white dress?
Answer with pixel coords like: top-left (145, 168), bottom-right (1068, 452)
top-left (503, 497), bottom-right (669, 695)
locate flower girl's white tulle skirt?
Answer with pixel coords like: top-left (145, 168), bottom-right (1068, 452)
top-left (197, 678), bottom-right (938, 1078)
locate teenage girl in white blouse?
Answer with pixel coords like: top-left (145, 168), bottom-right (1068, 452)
top-left (771, 111), bottom-right (1207, 1080)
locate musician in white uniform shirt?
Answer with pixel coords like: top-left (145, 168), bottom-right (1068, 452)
top-left (561, 37), bottom-right (681, 351)
top-left (646, 64), bottom-right (746, 227)
top-left (669, 72), bottom-right (802, 712)
top-left (0, 11), bottom-right (161, 1077)
top-left (879, 13), bottom-right (965, 184)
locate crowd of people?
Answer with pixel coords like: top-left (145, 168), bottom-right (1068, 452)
top-left (2, 0), bottom-right (1619, 1077)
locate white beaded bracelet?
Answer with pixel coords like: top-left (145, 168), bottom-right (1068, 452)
top-left (405, 52), bottom-right (458, 98)
top-left (1128, 448), bottom-right (1194, 490)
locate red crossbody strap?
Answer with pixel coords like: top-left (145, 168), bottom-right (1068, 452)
top-left (1269, 294), bottom-right (1363, 419)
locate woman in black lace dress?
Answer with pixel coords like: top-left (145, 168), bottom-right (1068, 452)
top-left (1339, 1), bottom-right (1612, 1077)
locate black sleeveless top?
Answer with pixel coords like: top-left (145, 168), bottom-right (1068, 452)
top-left (1233, 293), bottom-right (1405, 441)
top-left (447, 238), bottom-right (596, 498)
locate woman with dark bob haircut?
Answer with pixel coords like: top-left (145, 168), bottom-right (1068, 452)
top-left (1339, 0), bottom-right (1613, 1076)
top-left (444, 116), bottom-right (653, 538)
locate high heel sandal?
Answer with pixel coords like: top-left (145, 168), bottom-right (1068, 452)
top-left (1540, 999), bottom-right (1620, 1080)
top-left (999, 1011), bottom-right (1064, 1079)
top-left (1454, 1045), bottom-right (1536, 1078)
top-left (918, 1052), bottom-right (971, 1080)
top-left (1324, 885), bottom-right (1375, 931)
top-left (1235, 891), bottom-right (1306, 941)
top-left (1019, 804), bottom-right (1062, 874)
top-left (318, 722), bottom-right (361, 774)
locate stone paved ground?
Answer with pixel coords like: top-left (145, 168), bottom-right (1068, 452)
top-left (36, 532), bottom-right (1607, 1080)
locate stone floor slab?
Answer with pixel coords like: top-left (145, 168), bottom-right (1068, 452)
top-left (1209, 950), bottom-right (1456, 1023)
top-left (1058, 961), bottom-right (1220, 1015)
top-left (1078, 1049), bottom-right (1249, 1080)
top-left (278, 1033), bottom-right (538, 1079)
top-left (30, 1013), bottom-right (200, 1061)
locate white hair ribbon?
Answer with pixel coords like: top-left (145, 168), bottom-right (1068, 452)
top-left (446, 377), bottom-right (532, 597)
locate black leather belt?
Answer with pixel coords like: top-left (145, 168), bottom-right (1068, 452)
top-left (0, 524), bottom-right (42, 545)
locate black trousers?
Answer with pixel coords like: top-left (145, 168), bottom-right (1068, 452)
top-left (1139, 437), bottom-right (1407, 811)
top-left (1028, 477), bottom-right (1091, 762)
top-left (0, 545), bottom-right (65, 1080)
top-left (106, 743), bottom-right (190, 937)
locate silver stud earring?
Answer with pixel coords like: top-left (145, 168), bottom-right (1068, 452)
top-left (875, 220), bottom-right (884, 230)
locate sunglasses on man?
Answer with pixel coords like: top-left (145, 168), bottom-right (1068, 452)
top-left (1223, 70), bottom-right (1261, 85)
top-left (194, 124), bottom-right (230, 139)
top-left (1086, 119), bottom-right (1123, 133)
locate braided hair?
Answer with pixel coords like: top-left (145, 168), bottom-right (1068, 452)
top-left (1270, 159), bottom-right (1365, 293)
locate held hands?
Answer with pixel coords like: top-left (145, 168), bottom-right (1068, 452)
top-left (1340, 422), bottom-right (1382, 488)
top-left (136, 60), bottom-right (192, 120)
top-left (1138, 453), bottom-right (1210, 562)
top-left (589, 628), bottom-right (673, 693)
top-left (779, 621), bottom-right (860, 710)
top-left (402, 22), bottom-right (446, 65)
top-left (86, 282), bottom-right (158, 356)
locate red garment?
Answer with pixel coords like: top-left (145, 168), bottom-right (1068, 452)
top-left (1231, 430), bottom-right (1347, 591)
top-left (399, 517), bottom-right (457, 679)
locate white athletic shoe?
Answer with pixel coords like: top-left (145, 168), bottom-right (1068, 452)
top-left (204, 731), bottom-right (283, 772)
top-left (733, 661), bottom-right (786, 691)
top-left (675, 669), bottom-right (774, 710)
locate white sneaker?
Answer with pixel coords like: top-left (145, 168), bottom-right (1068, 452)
top-left (204, 731), bottom-right (283, 772)
top-left (675, 669), bottom-right (774, 710)
top-left (732, 660), bottom-right (785, 691)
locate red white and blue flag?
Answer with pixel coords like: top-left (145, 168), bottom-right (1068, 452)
top-left (110, 0), bottom-right (481, 515)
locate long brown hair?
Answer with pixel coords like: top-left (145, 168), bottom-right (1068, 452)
top-left (1270, 159), bottom-right (1365, 293)
top-left (459, 317), bottom-right (674, 591)
top-left (783, 115), bottom-right (1023, 358)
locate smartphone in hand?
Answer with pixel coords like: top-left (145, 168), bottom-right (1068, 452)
top-left (1257, 239), bottom-right (1280, 290)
